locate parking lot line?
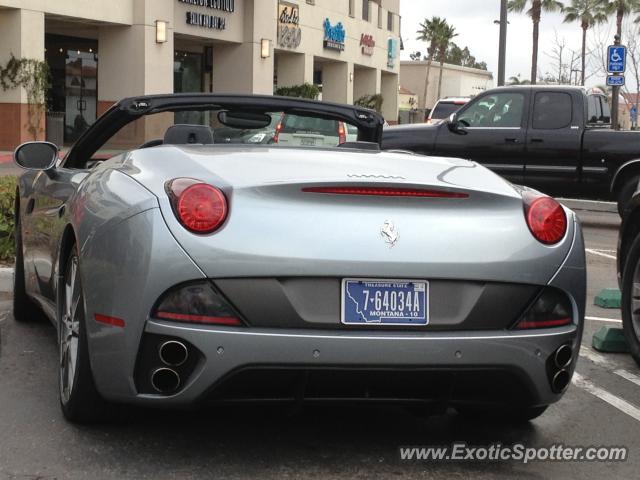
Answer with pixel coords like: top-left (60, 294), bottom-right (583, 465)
top-left (614, 369), bottom-right (640, 388)
top-left (586, 249), bottom-right (617, 260)
top-left (572, 372), bottom-right (640, 423)
top-left (580, 347), bottom-right (640, 386)
top-left (585, 316), bottom-right (622, 323)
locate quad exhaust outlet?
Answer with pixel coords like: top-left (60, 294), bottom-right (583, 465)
top-left (151, 367), bottom-right (181, 394)
top-left (554, 344), bottom-right (573, 369)
top-left (551, 369), bottom-right (571, 393)
top-left (159, 340), bottom-right (189, 367)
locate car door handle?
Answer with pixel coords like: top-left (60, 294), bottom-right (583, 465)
top-left (505, 138), bottom-right (519, 143)
top-left (531, 138), bottom-right (544, 143)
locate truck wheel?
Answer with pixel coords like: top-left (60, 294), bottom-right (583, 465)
top-left (621, 233), bottom-right (640, 368)
top-left (617, 175), bottom-right (640, 217)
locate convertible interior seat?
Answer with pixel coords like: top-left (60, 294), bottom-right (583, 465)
top-left (164, 124), bottom-right (214, 145)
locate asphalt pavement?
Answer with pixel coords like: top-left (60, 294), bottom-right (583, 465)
top-left (0, 208), bottom-right (638, 480)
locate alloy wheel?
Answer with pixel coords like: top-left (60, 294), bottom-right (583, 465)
top-left (60, 255), bottom-right (81, 405)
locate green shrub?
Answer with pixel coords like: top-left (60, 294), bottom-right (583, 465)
top-left (274, 83), bottom-right (320, 100)
top-left (0, 176), bottom-right (16, 262)
top-left (354, 94), bottom-right (384, 113)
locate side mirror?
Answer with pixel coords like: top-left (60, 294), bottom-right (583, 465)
top-left (446, 113), bottom-right (468, 135)
top-left (14, 142), bottom-right (58, 171)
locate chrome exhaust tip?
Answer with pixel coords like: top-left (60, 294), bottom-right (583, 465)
top-left (159, 340), bottom-right (188, 367)
top-left (554, 344), bottom-right (573, 369)
top-left (151, 367), bottom-right (181, 394)
top-left (551, 369), bottom-right (571, 393)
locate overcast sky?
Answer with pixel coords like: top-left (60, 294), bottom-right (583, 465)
top-left (400, 0), bottom-right (619, 87)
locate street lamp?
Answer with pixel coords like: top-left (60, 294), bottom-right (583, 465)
top-left (496, 0), bottom-right (508, 86)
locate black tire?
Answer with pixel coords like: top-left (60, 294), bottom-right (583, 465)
top-left (58, 249), bottom-right (110, 423)
top-left (617, 175), bottom-right (640, 217)
top-left (13, 208), bottom-right (43, 322)
top-left (620, 234), bottom-right (640, 367)
top-left (455, 405), bottom-right (548, 423)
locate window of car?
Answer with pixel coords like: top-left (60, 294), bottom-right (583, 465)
top-left (532, 92), bottom-right (572, 130)
top-left (89, 109), bottom-right (360, 161)
top-left (588, 94), bottom-right (600, 124)
top-left (457, 93), bottom-right (525, 128)
top-left (599, 96), bottom-right (611, 123)
top-left (430, 101), bottom-right (464, 120)
top-left (280, 115), bottom-right (339, 136)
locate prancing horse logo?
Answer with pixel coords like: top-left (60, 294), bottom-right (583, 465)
top-left (380, 221), bottom-right (399, 248)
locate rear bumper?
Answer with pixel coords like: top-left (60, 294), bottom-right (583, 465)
top-left (117, 321), bottom-right (580, 408)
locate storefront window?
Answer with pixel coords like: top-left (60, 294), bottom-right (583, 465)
top-left (174, 51), bottom-right (205, 124)
top-left (174, 51), bottom-right (203, 94)
top-left (45, 34), bottom-right (98, 145)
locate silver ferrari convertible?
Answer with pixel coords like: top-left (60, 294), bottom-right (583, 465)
top-left (12, 94), bottom-right (585, 423)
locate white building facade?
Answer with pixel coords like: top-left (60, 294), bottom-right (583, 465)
top-left (0, 0), bottom-right (401, 149)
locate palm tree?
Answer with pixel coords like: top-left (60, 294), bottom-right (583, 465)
top-left (600, 0), bottom-right (640, 38)
top-left (508, 0), bottom-right (565, 84)
top-left (435, 22), bottom-right (458, 100)
top-left (416, 17), bottom-right (446, 111)
top-left (563, 0), bottom-right (608, 85)
top-left (507, 75), bottom-right (532, 84)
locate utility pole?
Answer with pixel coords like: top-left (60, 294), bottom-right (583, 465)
top-left (612, 34), bottom-right (621, 131)
top-left (497, 0), bottom-right (508, 86)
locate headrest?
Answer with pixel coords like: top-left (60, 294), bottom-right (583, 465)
top-left (164, 124), bottom-right (214, 145)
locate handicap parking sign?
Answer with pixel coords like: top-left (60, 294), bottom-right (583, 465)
top-left (608, 45), bottom-right (627, 73)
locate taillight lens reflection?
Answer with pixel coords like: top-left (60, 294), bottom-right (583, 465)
top-left (338, 122), bottom-right (346, 144)
top-left (514, 288), bottom-right (572, 330)
top-left (154, 282), bottom-right (243, 326)
top-left (166, 179), bottom-right (228, 234)
top-left (523, 192), bottom-right (567, 245)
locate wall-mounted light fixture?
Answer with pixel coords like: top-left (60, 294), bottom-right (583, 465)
top-left (156, 20), bottom-right (168, 44)
top-left (261, 39), bottom-right (271, 59)
top-left (349, 72), bottom-right (354, 82)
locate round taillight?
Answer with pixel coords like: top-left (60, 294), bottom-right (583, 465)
top-left (524, 195), bottom-right (567, 245)
top-left (176, 184), bottom-right (227, 234)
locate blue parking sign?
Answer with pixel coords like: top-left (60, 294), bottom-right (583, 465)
top-left (608, 45), bottom-right (627, 73)
top-left (607, 75), bottom-right (625, 87)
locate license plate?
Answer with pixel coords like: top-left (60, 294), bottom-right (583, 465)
top-left (300, 137), bottom-right (316, 146)
top-left (341, 279), bottom-right (429, 326)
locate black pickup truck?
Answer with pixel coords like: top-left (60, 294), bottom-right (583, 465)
top-left (383, 86), bottom-right (640, 214)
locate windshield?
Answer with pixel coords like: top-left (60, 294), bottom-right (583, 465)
top-left (95, 109), bottom-right (361, 159)
top-left (430, 102), bottom-right (465, 120)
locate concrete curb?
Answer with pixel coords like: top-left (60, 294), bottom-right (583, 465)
top-left (0, 267), bottom-right (13, 293)
top-left (558, 198), bottom-right (618, 214)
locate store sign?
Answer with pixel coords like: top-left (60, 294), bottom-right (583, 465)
top-left (360, 34), bottom-right (375, 56)
top-left (387, 38), bottom-right (398, 68)
top-left (179, 0), bottom-right (235, 31)
top-left (278, 2), bottom-right (301, 49)
top-left (178, 0), bottom-right (235, 11)
top-left (323, 18), bottom-right (345, 51)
